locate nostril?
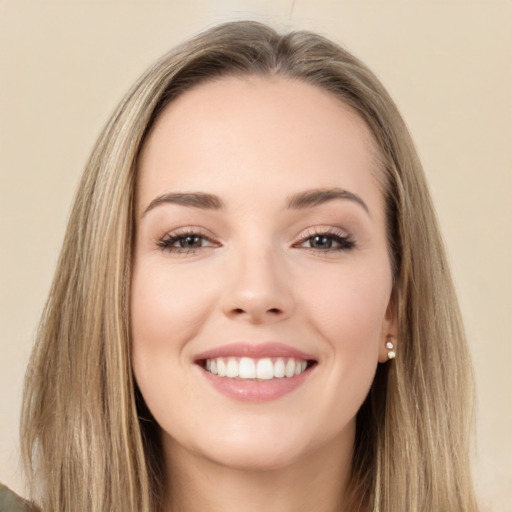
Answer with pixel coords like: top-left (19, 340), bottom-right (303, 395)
top-left (227, 306), bottom-right (285, 319)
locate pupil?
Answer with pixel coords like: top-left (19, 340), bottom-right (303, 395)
top-left (312, 235), bottom-right (331, 248)
top-left (180, 235), bottom-right (201, 248)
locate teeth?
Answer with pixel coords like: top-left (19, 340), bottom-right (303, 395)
top-left (203, 357), bottom-right (310, 380)
top-left (226, 358), bottom-right (238, 378)
top-left (256, 358), bottom-right (274, 380)
top-left (217, 358), bottom-right (226, 377)
top-left (285, 359), bottom-right (295, 378)
top-left (274, 358), bottom-right (285, 378)
top-left (239, 357), bottom-right (256, 378)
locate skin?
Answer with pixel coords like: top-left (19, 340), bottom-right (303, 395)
top-left (131, 75), bottom-right (396, 512)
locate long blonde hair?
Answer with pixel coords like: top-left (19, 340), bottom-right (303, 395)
top-left (21, 20), bottom-right (478, 511)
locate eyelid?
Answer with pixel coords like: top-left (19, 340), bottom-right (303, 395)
top-left (157, 227), bottom-right (221, 253)
top-left (294, 225), bottom-right (350, 241)
top-left (292, 226), bottom-right (355, 252)
top-left (156, 225), bottom-right (355, 255)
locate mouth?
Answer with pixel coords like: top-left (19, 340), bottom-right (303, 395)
top-left (198, 356), bottom-right (317, 380)
top-left (194, 342), bottom-right (318, 402)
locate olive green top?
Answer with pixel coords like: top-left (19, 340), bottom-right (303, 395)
top-left (0, 484), bottom-right (38, 512)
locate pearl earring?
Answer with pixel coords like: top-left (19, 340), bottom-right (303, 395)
top-left (386, 340), bottom-right (396, 360)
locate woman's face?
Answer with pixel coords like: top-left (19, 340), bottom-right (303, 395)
top-left (131, 76), bottom-right (396, 471)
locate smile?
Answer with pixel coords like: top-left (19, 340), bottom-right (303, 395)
top-left (194, 342), bottom-right (318, 402)
top-left (204, 357), bottom-right (311, 380)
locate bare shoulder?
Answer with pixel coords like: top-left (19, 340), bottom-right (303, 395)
top-left (0, 484), bottom-right (39, 512)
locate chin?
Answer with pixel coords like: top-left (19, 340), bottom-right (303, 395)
top-left (164, 414), bottom-right (354, 474)
top-left (201, 440), bottom-right (310, 472)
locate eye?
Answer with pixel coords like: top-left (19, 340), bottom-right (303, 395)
top-left (157, 229), bottom-right (219, 254)
top-left (294, 228), bottom-right (355, 253)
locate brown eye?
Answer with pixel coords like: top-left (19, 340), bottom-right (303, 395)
top-left (178, 235), bottom-right (204, 248)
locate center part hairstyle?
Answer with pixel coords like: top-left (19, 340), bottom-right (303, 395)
top-left (21, 20), bottom-right (478, 512)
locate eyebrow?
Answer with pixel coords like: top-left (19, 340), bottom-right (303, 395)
top-left (141, 187), bottom-right (369, 218)
top-left (142, 192), bottom-right (225, 217)
top-left (286, 187), bottom-right (369, 214)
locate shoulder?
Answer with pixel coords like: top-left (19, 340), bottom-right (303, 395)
top-left (0, 484), bottom-right (39, 512)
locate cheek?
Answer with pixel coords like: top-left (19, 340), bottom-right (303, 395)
top-left (298, 260), bottom-right (392, 394)
top-left (302, 261), bottom-right (391, 344)
top-left (132, 258), bottom-right (218, 330)
top-left (130, 262), bottom-right (215, 382)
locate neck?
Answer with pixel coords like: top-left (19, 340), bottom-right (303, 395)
top-left (161, 426), bottom-right (354, 512)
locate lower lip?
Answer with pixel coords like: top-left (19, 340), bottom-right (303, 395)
top-left (198, 366), bottom-right (314, 403)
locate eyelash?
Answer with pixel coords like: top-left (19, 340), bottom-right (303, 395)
top-left (293, 227), bottom-right (355, 253)
top-left (157, 227), bottom-right (355, 254)
top-left (157, 228), bottom-right (218, 254)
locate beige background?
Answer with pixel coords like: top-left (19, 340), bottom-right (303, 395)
top-left (1, 1), bottom-right (511, 510)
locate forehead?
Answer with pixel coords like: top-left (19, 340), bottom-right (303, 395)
top-left (137, 75), bottom-right (383, 214)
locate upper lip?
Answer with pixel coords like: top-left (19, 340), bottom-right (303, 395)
top-left (194, 342), bottom-right (317, 362)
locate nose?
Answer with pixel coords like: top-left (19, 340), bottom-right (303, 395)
top-left (220, 245), bottom-right (295, 324)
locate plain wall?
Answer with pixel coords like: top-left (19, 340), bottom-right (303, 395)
top-left (1, 1), bottom-right (510, 510)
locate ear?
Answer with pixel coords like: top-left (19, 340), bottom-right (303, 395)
top-left (378, 290), bottom-right (398, 363)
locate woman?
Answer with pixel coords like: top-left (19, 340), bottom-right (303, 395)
top-left (4, 20), bottom-right (478, 511)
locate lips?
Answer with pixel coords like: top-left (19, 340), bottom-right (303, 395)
top-left (194, 342), bottom-right (318, 402)
top-left (195, 342), bottom-right (317, 361)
